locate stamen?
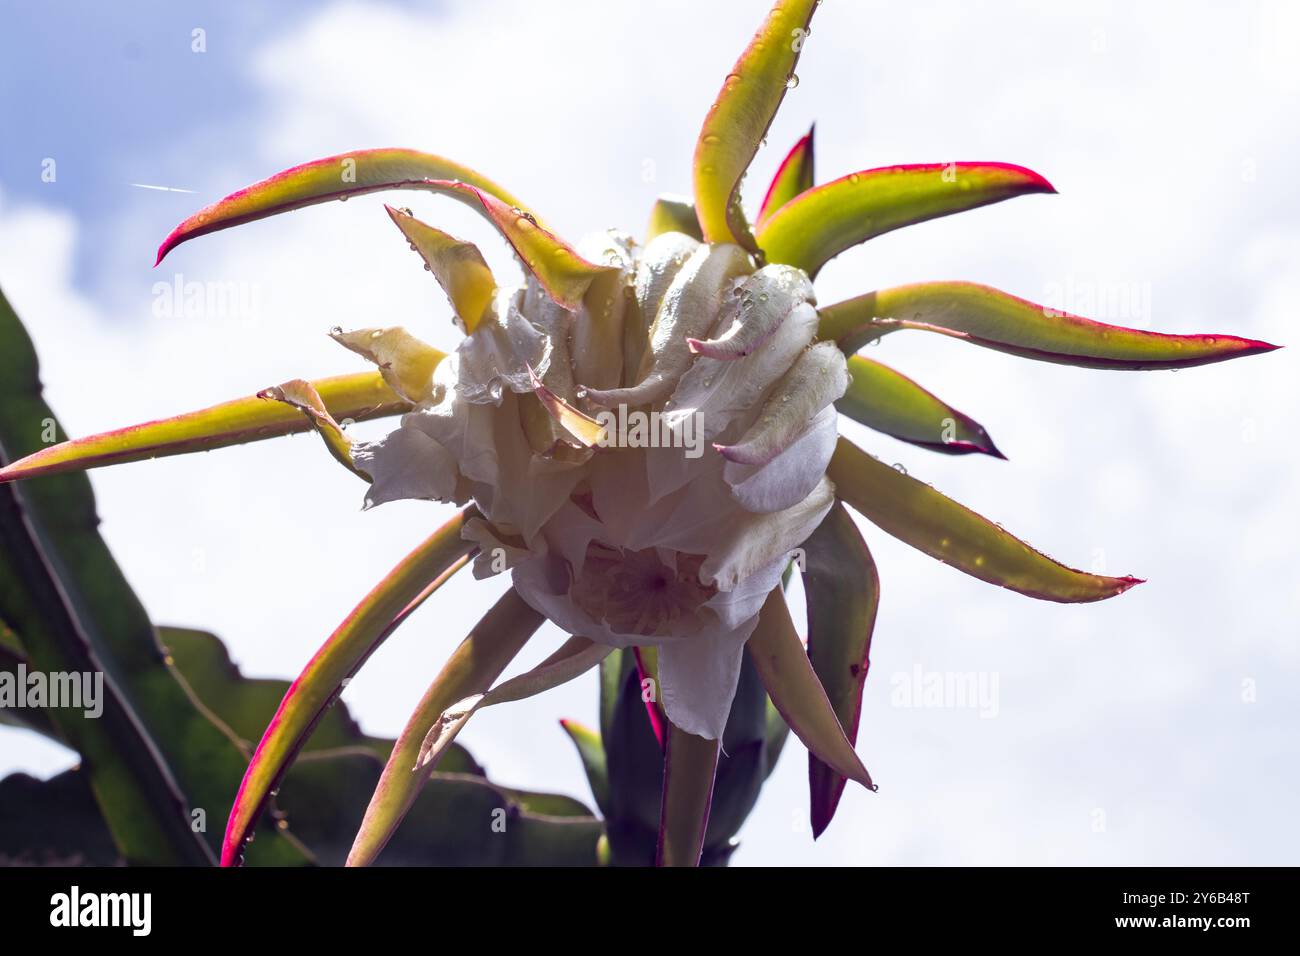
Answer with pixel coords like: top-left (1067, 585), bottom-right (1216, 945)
top-left (569, 545), bottom-right (717, 637)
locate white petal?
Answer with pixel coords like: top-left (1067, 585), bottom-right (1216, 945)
top-left (569, 230), bottom-right (636, 393)
top-left (704, 554), bottom-right (789, 631)
top-left (657, 617), bottom-right (759, 740)
top-left (453, 289), bottom-right (552, 403)
top-left (592, 448), bottom-right (738, 556)
top-left (588, 446), bottom-right (654, 547)
top-left (540, 499), bottom-right (607, 574)
top-left (664, 300), bottom-right (819, 446)
top-left (400, 363), bottom-right (491, 485)
top-left (583, 243), bottom-right (751, 408)
top-left (596, 232), bottom-right (696, 404)
top-left (686, 264), bottom-right (813, 359)
top-left (510, 554), bottom-right (591, 632)
top-left (353, 421), bottom-right (461, 509)
top-left (724, 404), bottom-right (839, 513)
top-left (520, 289), bottom-right (578, 397)
top-left (635, 474), bottom-right (737, 556)
top-left (634, 231), bottom-right (702, 328)
top-left (644, 301), bottom-right (819, 506)
top-left (462, 515), bottom-right (540, 579)
top-left (701, 475), bottom-right (835, 591)
top-left (643, 428), bottom-right (715, 508)
top-left (410, 385), bottom-right (582, 545)
top-left (715, 341), bottom-right (848, 466)
top-left (483, 404), bottom-right (585, 543)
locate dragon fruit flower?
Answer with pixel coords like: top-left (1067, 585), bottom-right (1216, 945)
top-left (1, 0), bottom-right (1277, 867)
top-left (359, 229), bottom-right (843, 739)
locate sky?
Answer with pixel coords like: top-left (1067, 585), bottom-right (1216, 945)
top-left (1, 0), bottom-right (1297, 866)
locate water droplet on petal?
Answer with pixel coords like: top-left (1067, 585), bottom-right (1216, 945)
top-left (785, 73), bottom-right (800, 89)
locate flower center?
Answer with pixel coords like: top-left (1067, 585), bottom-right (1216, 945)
top-left (569, 543), bottom-right (717, 638)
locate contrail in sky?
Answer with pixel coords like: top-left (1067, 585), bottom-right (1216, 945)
top-left (129, 183), bottom-right (197, 194)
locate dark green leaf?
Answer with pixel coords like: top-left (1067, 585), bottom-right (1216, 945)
top-left (0, 769), bottom-right (123, 866)
top-left (0, 287), bottom-right (220, 865)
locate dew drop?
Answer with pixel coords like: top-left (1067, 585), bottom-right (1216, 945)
top-left (785, 73), bottom-right (800, 89)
